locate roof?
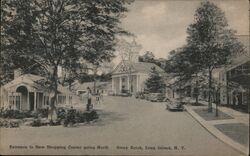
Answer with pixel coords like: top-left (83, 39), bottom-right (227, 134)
top-left (3, 74), bottom-right (46, 91)
top-left (3, 74), bottom-right (74, 94)
top-left (112, 61), bottom-right (166, 75)
top-left (237, 35), bottom-right (249, 52)
top-left (231, 35), bottom-right (250, 64)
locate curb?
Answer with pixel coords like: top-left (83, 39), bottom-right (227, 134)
top-left (184, 105), bottom-right (249, 156)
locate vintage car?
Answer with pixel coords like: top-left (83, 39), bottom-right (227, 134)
top-left (166, 102), bottom-right (184, 111)
top-left (148, 93), bottom-right (166, 102)
top-left (119, 90), bottom-right (132, 97)
top-left (135, 91), bottom-right (149, 99)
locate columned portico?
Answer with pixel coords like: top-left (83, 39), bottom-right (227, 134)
top-left (119, 77), bottom-right (122, 93)
top-left (112, 74), bottom-right (143, 95)
top-left (111, 61), bottom-right (165, 95)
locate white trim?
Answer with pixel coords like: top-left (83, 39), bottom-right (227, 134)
top-left (136, 75), bottom-right (140, 92)
top-left (119, 77), bottom-right (122, 93)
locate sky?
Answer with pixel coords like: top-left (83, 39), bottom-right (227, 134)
top-left (113, 0), bottom-right (249, 64)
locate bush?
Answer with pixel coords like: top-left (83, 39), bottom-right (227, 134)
top-left (63, 108), bottom-right (76, 127)
top-left (31, 119), bottom-right (42, 127)
top-left (84, 110), bottom-right (99, 122)
top-left (49, 119), bottom-right (61, 126)
top-left (0, 110), bottom-right (22, 119)
top-left (75, 111), bottom-right (86, 123)
top-left (37, 108), bottom-right (49, 118)
top-left (9, 121), bottom-right (20, 128)
top-left (57, 108), bottom-right (66, 120)
top-left (0, 119), bottom-right (20, 128)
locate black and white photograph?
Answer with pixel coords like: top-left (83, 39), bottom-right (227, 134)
top-left (0, 0), bottom-right (249, 155)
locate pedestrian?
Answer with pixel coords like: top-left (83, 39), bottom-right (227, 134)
top-left (86, 87), bottom-right (92, 111)
top-left (100, 90), bottom-right (104, 102)
top-left (96, 90), bottom-right (100, 105)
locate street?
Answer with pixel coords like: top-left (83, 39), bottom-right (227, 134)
top-left (0, 96), bottom-right (244, 156)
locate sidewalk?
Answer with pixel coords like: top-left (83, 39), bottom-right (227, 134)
top-left (184, 99), bottom-right (249, 155)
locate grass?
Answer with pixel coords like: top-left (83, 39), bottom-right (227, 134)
top-left (193, 108), bottom-right (233, 121)
top-left (215, 123), bottom-right (249, 146)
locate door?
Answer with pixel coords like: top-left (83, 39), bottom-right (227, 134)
top-left (29, 92), bottom-right (34, 111)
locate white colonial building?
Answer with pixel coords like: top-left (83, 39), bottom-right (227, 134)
top-left (0, 74), bottom-right (75, 111)
top-left (111, 60), bottom-right (165, 95)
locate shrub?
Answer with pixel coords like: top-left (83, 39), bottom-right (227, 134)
top-left (0, 119), bottom-right (20, 128)
top-left (37, 108), bottom-right (49, 118)
top-left (75, 111), bottom-right (86, 123)
top-left (84, 110), bottom-right (99, 122)
top-left (9, 121), bottom-right (20, 128)
top-left (0, 120), bottom-right (9, 128)
top-left (63, 108), bottom-right (76, 127)
top-left (57, 108), bottom-right (66, 120)
top-left (0, 110), bottom-right (23, 119)
top-left (31, 119), bottom-right (42, 127)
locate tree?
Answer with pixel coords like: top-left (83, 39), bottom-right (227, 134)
top-left (1, 0), bottom-right (133, 117)
top-left (165, 46), bottom-right (199, 100)
top-left (145, 67), bottom-right (166, 93)
top-left (139, 51), bottom-right (155, 63)
top-left (186, 1), bottom-right (245, 112)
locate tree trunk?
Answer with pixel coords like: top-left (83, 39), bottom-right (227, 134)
top-left (179, 81), bottom-right (182, 102)
top-left (49, 66), bottom-right (58, 121)
top-left (195, 80), bottom-right (199, 104)
top-left (208, 69), bottom-right (213, 112)
top-left (93, 66), bottom-right (98, 94)
top-left (93, 73), bottom-right (97, 94)
top-left (93, 79), bottom-right (96, 94)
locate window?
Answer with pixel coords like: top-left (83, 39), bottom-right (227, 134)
top-left (69, 96), bottom-right (72, 105)
top-left (122, 78), bottom-right (125, 82)
top-left (57, 95), bottom-right (67, 105)
top-left (8, 93), bottom-right (21, 110)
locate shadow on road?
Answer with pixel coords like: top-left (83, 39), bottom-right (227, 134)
top-left (91, 110), bottom-right (126, 126)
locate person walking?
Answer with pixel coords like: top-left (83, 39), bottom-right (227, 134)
top-left (96, 90), bottom-right (100, 105)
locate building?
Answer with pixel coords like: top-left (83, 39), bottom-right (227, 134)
top-left (74, 81), bottom-right (112, 96)
top-left (1, 74), bottom-right (75, 111)
top-left (219, 58), bottom-right (250, 112)
top-left (219, 35), bottom-right (250, 112)
top-left (111, 61), bottom-right (166, 95)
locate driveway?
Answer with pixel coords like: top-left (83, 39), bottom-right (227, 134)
top-left (0, 96), bottom-right (245, 156)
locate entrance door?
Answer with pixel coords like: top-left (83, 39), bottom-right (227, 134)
top-left (16, 86), bottom-right (28, 110)
top-left (29, 92), bottom-right (34, 111)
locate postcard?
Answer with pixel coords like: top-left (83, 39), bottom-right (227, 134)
top-left (0, 0), bottom-right (249, 155)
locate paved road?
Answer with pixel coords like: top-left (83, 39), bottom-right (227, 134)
top-left (0, 96), bottom-right (245, 155)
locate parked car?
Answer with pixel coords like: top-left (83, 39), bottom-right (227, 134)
top-left (147, 93), bottom-right (166, 102)
top-left (135, 91), bottom-right (148, 99)
top-left (166, 102), bottom-right (184, 111)
top-left (119, 90), bottom-right (132, 97)
top-left (135, 92), bottom-right (141, 99)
